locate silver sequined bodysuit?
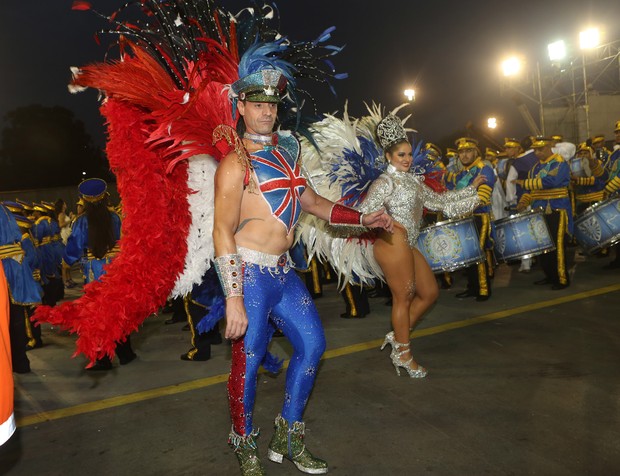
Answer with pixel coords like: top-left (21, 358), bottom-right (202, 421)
top-left (359, 164), bottom-right (480, 247)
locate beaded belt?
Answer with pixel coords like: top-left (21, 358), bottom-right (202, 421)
top-left (237, 246), bottom-right (289, 268)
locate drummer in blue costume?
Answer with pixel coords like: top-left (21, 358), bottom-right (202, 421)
top-left (0, 205), bottom-right (43, 373)
top-left (445, 137), bottom-right (496, 301)
top-left (4, 204), bottom-right (44, 354)
top-left (601, 121), bottom-right (620, 269)
top-left (571, 142), bottom-right (608, 214)
top-left (605, 122), bottom-right (620, 195)
top-left (31, 204), bottom-right (63, 307)
top-left (592, 134), bottom-right (612, 169)
top-left (516, 137), bottom-right (572, 289)
top-left (9, 209), bottom-right (45, 350)
top-left (417, 143), bottom-right (452, 289)
top-left (505, 136), bottom-right (539, 272)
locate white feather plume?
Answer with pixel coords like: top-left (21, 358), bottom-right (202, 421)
top-left (297, 105), bottom-right (386, 288)
top-left (170, 154), bottom-right (217, 298)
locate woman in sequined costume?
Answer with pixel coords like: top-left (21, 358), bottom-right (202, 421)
top-left (359, 115), bottom-right (485, 378)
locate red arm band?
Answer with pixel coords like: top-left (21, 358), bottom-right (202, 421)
top-left (329, 203), bottom-right (364, 226)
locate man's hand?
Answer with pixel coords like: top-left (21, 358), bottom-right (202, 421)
top-left (472, 175), bottom-right (487, 188)
top-left (225, 297), bottom-right (248, 340)
top-left (362, 208), bottom-right (394, 233)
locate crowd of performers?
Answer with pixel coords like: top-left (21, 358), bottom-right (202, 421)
top-left (0, 183), bottom-right (130, 374)
top-left (2, 1), bottom-right (620, 474)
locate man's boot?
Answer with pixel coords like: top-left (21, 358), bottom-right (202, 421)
top-left (228, 427), bottom-right (265, 476)
top-left (267, 414), bottom-right (328, 474)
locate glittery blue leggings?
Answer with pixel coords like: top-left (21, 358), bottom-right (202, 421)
top-left (228, 262), bottom-right (326, 436)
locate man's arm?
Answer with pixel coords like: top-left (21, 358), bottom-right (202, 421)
top-left (213, 152), bottom-right (248, 340)
top-left (299, 187), bottom-right (393, 231)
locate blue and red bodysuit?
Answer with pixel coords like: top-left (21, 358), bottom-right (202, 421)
top-left (228, 132), bottom-right (326, 436)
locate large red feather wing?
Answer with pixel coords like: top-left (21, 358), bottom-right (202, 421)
top-left (33, 100), bottom-right (191, 364)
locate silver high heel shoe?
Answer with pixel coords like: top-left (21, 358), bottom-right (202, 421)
top-left (380, 332), bottom-right (427, 378)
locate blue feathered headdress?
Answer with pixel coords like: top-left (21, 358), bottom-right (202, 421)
top-left (229, 26), bottom-right (347, 123)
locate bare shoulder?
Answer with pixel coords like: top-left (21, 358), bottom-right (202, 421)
top-left (216, 151), bottom-right (247, 180)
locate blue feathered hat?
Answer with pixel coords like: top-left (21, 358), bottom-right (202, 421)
top-left (228, 29), bottom-right (347, 120)
top-left (78, 178), bottom-right (108, 203)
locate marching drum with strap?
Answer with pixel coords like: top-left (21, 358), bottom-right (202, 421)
top-left (416, 216), bottom-right (484, 272)
top-left (493, 208), bottom-right (555, 262)
top-left (574, 197), bottom-right (620, 254)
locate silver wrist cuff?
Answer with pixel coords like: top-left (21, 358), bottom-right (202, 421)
top-left (214, 254), bottom-right (244, 299)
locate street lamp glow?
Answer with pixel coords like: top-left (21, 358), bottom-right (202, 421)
top-left (501, 57), bottom-right (521, 77)
top-left (548, 40), bottom-right (566, 61)
top-left (487, 117), bottom-right (497, 129)
top-left (579, 28), bottom-right (600, 49)
top-left (404, 89), bottom-right (415, 101)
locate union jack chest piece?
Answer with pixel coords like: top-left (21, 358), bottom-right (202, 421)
top-left (251, 146), bottom-right (307, 234)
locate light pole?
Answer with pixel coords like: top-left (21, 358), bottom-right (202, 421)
top-left (579, 27), bottom-right (600, 138)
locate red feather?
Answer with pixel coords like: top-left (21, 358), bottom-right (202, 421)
top-left (35, 38), bottom-right (242, 364)
top-left (33, 100), bottom-right (191, 364)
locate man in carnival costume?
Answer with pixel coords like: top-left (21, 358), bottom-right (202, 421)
top-left (216, 62), bottom-right (392, 475)
top-left (33, 2), bottom-right (391, 475)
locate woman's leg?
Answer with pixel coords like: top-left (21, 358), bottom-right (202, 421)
top-left (374, 229), bottom-right (416, 357)
top-left (408, 247), bottom-right (439, 330)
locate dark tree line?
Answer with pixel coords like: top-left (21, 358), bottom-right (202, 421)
top-left (0, 105), bottom-right (112, 191)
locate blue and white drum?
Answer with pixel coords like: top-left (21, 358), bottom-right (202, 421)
top-left (494, 209), bottom-right (555, 262)
top-left (574, 197), bottom-right (620, 254)
top-left (417, 217), bottom-right (484, 272)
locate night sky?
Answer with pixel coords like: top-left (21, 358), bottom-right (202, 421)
top-left (2, 0), bottom-right (618, 151)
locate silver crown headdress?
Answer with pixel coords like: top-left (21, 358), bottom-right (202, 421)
top-left (376, 114), bottom-right (409, 150)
